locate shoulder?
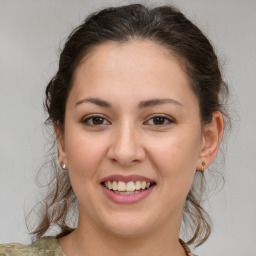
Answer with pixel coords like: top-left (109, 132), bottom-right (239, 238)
top-left (0, 236), bottom-right (65, 256)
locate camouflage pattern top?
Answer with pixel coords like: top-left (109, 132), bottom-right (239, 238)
top-left (0, 236), bottom-right (64, 256)
top-left (0, 236), bottom-right (197, 256)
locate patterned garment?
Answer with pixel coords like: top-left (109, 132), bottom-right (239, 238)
top-left (0, 237), bottom-right (64, 256)
top-left (0, 236), bottom-right (197, 256)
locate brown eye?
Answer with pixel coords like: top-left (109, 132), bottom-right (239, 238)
top-left (153, 116), bottom-right (166, 125)
top-left (91, 116), bottom-right (104, 125)
top-left (82, 115), bottom-right (110, 126)
top-left (145, 115), bottom-right (174, 126)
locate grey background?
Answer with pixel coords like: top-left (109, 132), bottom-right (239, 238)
top-left (0, 0), bottom-right (255, 255)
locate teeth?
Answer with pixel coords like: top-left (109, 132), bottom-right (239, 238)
top-left (141, 181), bottom-right (146, 189)
top-left (107, 181), bottom-right (112, 190)
top-left (117, 181), bottom-right (126, 191)
top-left (112, 181), bottom-right (118, 191)
top-left (104, 180), bottom-right (153, 192)
top-left (114, 190), bottom-right (141, 195)
top-left (135, 181), bottom-right (141, 190)
top-left (126, 181), bottom-right (136, 192)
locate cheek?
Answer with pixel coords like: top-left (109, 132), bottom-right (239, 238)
top-left (64, 131), bottom-right (108, 205)
top-left (64, 130), bottom-right (106, 179)
top-left (147, 128), bottom-right (201, 185)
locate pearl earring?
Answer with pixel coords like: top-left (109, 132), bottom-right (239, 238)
top-left (62, 163), bottom-right (67, 170)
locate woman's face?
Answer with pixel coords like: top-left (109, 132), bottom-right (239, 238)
top-left (58, 40), bottom-right (208, 236)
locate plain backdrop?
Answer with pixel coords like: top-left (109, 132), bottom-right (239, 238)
top-left (0, 0), bottom-right (255, 255)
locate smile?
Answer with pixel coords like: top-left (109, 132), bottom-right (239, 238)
top-left (102, 180), bottom-right (155, 194)
top-left (100, 175), bottom-right (156, 203)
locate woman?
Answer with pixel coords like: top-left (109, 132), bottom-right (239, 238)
top-left (0, 3), bottom-right (229, 256)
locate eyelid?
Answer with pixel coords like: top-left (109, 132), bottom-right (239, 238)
top-left (144, 114), bottom-right (175, 126)
top-left (81, 114), bottom-right (175, 127)
top-left (82, 114), bottom-right (111, 126)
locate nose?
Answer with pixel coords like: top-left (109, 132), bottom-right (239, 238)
top-left (107, 121), bottom-right (145, 166)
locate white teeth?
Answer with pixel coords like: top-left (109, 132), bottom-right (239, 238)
top-left (107, 181), bottom-right (112, 190)
top-left (135, 181), bottom-right (141, 190)
top-left (117, 181), bottom-right (126, 191)
top-left (104, 180), bottom-right (154, 192)
top-left (126, 181), bottom-right (136, 192)
top-left (114, 190), bottom-right (141, 195)
top-left (112, 181), bottom-right (118, 191)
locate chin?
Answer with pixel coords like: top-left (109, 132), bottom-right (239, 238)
top-left (100, 213), bottom-right (155, 237)
top-left (106, 224), bottom-right (150, 237)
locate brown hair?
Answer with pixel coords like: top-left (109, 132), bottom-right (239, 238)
top-left (27, 3), bottom-right (230, 247)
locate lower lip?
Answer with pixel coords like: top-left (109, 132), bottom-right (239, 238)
top-left (101, 184), bottom-right (155, 204)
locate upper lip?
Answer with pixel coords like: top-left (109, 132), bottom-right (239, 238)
top-left (100, 174), bottom-right (156, 184)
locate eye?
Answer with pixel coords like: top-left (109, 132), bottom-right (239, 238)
top-left (82, 115), bottom-right (110, 126)
top-left (145, 115), bottom-right (174, 126)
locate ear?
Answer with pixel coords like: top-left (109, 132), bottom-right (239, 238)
top-left (197, 111), bottom-right (224, 170)
top-left (54, 122), bottom-right (67, 169)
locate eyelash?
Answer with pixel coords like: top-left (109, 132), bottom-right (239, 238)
top-left (82, 115), bottom-right (110, 127)
top-left (82, 114), bottom-right (175, 127)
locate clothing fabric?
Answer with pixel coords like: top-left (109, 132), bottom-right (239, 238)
top-left (0, 236), bottom-right (197, 256)
top-left (0, 237), bottom-right (64, 256)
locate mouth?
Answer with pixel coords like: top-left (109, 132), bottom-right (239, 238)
top-left (101, 180), bottom-right (156, 195)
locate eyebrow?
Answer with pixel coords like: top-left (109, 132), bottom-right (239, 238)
top-left (139, 98), bottom-right (184, 108)
top-left (76, 97), bottom-right (111, 107)
top-left (75, 97), bottom-right (184, 108)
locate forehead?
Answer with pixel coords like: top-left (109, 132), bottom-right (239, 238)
top-left (76, 39), bottom-right (180, 82)
top-left (69, 39), bottom-right (198, 110)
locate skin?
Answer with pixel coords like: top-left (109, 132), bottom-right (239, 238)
top-left (56, 40), bottom-right (224, 256)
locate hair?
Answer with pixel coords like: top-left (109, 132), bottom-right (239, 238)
top-left (26, 3), bottom-right (230, 247)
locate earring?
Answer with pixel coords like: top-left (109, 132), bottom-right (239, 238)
top-left (201, 161), bottom-right (206, 171)
top-left (62, 163), bottom-right (67, 170)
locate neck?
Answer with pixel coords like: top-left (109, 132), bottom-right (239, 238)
top-left (58, 214), bottom-right (186, 256)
